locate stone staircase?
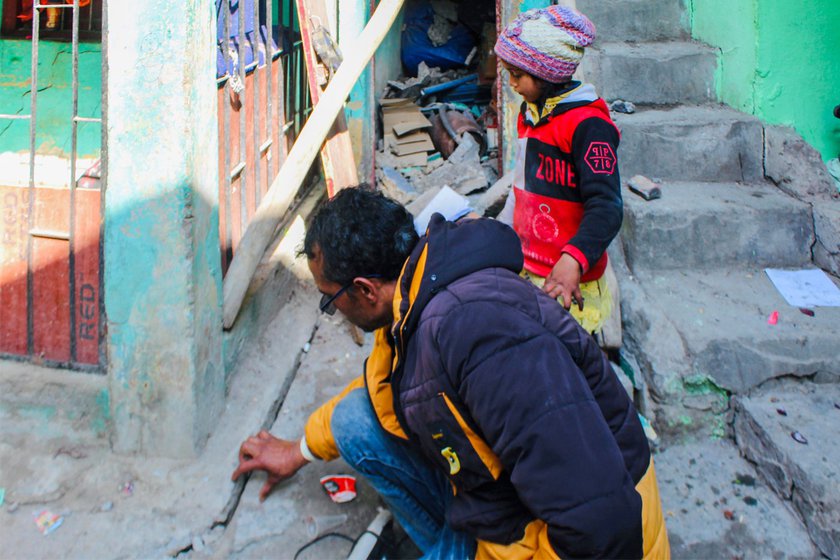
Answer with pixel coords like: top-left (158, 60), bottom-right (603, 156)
top-left (577, 0), bottom-right (840, 557)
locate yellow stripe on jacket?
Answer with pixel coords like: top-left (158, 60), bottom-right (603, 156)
top-left (475, 458), bottom-right (670, 560)
top-left (303, 326), bottom-right (408, 461)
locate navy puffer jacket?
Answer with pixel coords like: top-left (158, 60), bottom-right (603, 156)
top-left (389, 214), bottom-right (649, 558)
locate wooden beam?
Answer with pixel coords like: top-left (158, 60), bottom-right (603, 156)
top-left (222, 0), bottom-right (405, 329)
top-left (296, 0), bottom-right (359, 196)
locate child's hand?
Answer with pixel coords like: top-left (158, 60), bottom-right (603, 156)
top-left (544, 253), bottom-right (583, 311)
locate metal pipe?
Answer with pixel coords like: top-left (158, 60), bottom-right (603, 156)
top-left (346, 508), bottom-right (392, 560)
top-left (223, 0), bottom-right (233, 266)
top-left (30, 229), bottom-right (71, 241)
top-left (265, 0), bottom-right (273, 180)
top-left (238, 0), bottom-right (247, 231)
top-left (438, 104), bottom-right (462, 145)
top-left (419, 73), bottom-right (477, 99)
top-left (253, 0), bottom-right (262, 205)
top-left (70, 0), bottom-right (80, 362)
top-left (27, 0), bottom-right (42, 356)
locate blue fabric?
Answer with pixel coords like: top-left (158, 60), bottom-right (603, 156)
top-left (215, 0), bottom-right (282, 78)
top-left (332, 389), bottom-right (476, 560)
top-left (401, 3), bottom-right (475, 75)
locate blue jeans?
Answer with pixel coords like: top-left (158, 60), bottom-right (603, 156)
top-left (331, 389), bottom-right (477, 560)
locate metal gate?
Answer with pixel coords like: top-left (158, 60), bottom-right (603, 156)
top-left (1, 0), bottom-right (311, 368)
top-left (0, 0), bottom-right (104, 370)
top-left (216, 0), bottom-right (312, 272)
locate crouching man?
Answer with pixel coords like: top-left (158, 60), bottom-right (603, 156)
top-left (232, 187), bottom-right (669, 559)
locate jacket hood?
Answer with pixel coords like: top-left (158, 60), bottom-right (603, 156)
top-left (392, 214), bottom-right (524, 347)
top-left (523, 81), bottom-right (605, 126)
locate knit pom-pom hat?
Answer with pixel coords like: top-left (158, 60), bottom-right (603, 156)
top-left (494, 5), bottom-right (596, 84)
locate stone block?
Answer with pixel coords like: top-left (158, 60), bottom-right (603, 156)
top-left (583, 42), bottom-right (715, 105)
top-left (614, 265), bottom-right (840, 438)
top-left (468, 170), bottom-right (512, 217)
top-left (764, 125), bottom-right (839, 204)
top-left (614, 107), bottom-right (764, 183)
top-left (813, 204), bottom-right (840, 276)
top-left (734, 383), bottom-right (840, 558)
top-left (576, 0), bottom-right (687, 42)
top-left (655, 439), bottom-right (818, 559)
top-left (638, 269), bottom-right (840, 394)
top-left (621, 181), bottom-right (814, 271)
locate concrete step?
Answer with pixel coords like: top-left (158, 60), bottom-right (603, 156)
top-left (734, 382), bottom-right (840, 558)
top-left (655, 439), bottom-right (818, 559)
top-left (0, 361), bottom-right (110, 445)
top-left (621, 182), bottom-right (814, 272)
top-left (614, 264), bottom-right (840, 436)
top-left (583, 41), bottom-right (716, 105)
top-left (613, 106), bottom-right (765, 183)
top-left (577, 0), bottom-right (688, 42)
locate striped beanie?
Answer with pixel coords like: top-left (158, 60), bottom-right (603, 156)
top-left (494, 6), bottom-right (596, 84)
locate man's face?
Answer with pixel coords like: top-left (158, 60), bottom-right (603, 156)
top-left (307, 245), bottom-right (394, 332)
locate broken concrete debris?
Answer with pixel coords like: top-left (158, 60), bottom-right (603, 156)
top-left (377, 66), bottom-right (499, 211)
top-left (627, 175), bottom-right (662, 201)
top-left (610, 99), bottom-right (636, 114)
top-left (790, 431), bottom-right (808, 444)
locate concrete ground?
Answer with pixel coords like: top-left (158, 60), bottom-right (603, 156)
top-left (0, 271), bottom-right (826, 559)
top-left (0, 278), bottom-right (397, 559)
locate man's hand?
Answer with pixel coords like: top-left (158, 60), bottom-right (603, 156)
top-left (231, 431), bottom-right (309, 501)
top-left (543, 253), bottom-right (583, 311)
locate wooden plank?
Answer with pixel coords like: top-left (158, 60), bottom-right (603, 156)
top-left (244, 70), bottom-right (258, 218)
top-left (32, 188), bottom-right (71, 363)
top-left (1, 184), bottom-right (102, 365)
top-left (74, 187), bottom-right (101, 365)
top-left (295, 0), bottom-right (359, 197)
top-left (217, 85), bottom-right (231, 272)
top-left (0, 186), bottom-right (29, 356)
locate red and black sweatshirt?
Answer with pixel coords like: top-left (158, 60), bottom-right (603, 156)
top-left (501, 82), bottom-right (622, 282)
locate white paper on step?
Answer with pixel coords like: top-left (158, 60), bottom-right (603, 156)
top-left (764, 268), bottom-right (840, 307)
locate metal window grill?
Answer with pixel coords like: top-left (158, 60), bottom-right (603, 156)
top-left (0, 0), bottom-right (104, 370)
top-left (217, 0), bottom-right (312, 272)
top-left (0, 0), bottom-right (311, 368)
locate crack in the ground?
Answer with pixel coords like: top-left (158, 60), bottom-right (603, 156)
top-left (171, 321), bottom-right (322, 558)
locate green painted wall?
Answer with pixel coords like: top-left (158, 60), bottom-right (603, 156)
top-left (689, 0), bottom-right (840, 161)
top-left (0, 39), bottom-right (101, 158)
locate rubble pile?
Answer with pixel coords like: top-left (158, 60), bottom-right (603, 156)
top-left (376, 86), bottom-right (501, 210)
top-left (376, 0), bottom-right (502, 214)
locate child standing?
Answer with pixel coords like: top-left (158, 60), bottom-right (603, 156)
top-left (495, 6), bottom-right (622, 335)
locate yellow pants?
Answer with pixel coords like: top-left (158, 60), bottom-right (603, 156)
top-left (522, 270), bottom-right (612, 334)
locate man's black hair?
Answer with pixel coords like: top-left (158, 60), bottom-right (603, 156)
top-left (301, 186), bottom-right (419, 285)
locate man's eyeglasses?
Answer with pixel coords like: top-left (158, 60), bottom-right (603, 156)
top-left (319, 274), bottom-right (383, 315)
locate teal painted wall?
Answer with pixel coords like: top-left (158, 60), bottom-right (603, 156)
top-left (372, 2), bottom-right (402, 97)
top-left (340, 0), bottom-right (374, 183)
top-left (689, 0), bottom-right (840, 161)
top-left (105, 0), bottom-right (223, 457)
top-left (0, 39), bottom-right (101, 158)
